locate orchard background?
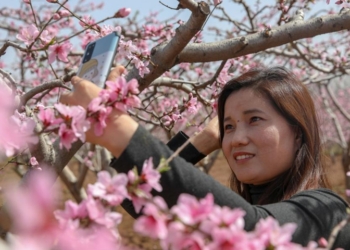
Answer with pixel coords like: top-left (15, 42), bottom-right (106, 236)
top-left (0, 0), bottom-right (350, 249)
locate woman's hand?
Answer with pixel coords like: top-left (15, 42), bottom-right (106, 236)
top-left (190, 116), bottom-right (220, 155)
top-left (59, 65), bottom-right (138, 157)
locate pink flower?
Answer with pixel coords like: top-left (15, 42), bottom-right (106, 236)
top-left (171, 193), bottom-right (214, 226)
top-left (58, 10), bottom-right (70, 17)
top-left (89, 109), bottom-right (111, 136)
top-left (88, 171), bottom-right (129, 206)
top-left (118, 40), bottom-right (137, 58)
top-left (105, 77), bottom-right (141, 112)
top-left (106, 78), bottom-right (127, 100)
top-left (208, 227), bottom-right (252, 250)
top-left (57, 227), bottom-right (120, 250)
top-left (125, 95), bottom-right (141, 108)
top-left (5, 111), bottom-right (38, 156)
top-left (184, 93), bottom-right (198, 114)
top-left (85, 197), bottom-right (122, 229)
top-left (40, 29), bottom-right (55, 45)
top-left (55, 200), bottom-right (89, 229)
top-left (70, 106), bottom-right (90, 142)
top-left (87, 100), bottom-right (112, 136)
top-left (0, 85), bottom-right (33, 157)
top-left (55, 103), bottom-right (90, 141)
top-left (127, 170), bottom-right (149, 213)
top-left (52, 13), bottom-right (60, 20)
top-left (213, 0), bottom-right (222, 5)
top-left (17, 24), bottom-right (39, 46)
top-left (79, 15), bottom-right (96, 28)
top-left (115, 8), bottom-right (131, 18)
top-left (30, 156), bottom-right (39, 166)
top-left (140, 157), bottom-right (162, 192)
top-left (253, 216), bottom-right (297, 247)
top-left (161, 222), bottom-right (206, 250)
top-left (23, 0), bottom-right (30, 3)
top-left (58, 123), bottom-right (77, 150)
top-left (346, 189), bottom-right (350, 197)
top-left (134, 196), bottom-right (169, 239)
top-left (127, 79), bottom-right (139, 95)
top-left (200, 206), bottom-right (246, 235)
top-left (48, 41), bottom-right (72, 64)
top-left (138, 60), bottom-right (150, 77)
top-left (6, 170), bottom-right (58, 234)
top-left (38, 107), bottom-right (62, 129)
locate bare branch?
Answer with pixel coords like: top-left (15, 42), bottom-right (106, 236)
top-left (195, 60), bottom-right (227, 89)
top-left (20, 79), bottom-right (71, 108)
top-left (290, 42), bottom-right (331, 74)
top-left (60, 166), bottom-right (87, 202)
top-left (178, 12), bottom-right (350, 63)
top-left (0, 69), bottom-right (18, 90)
top-left (126, 0), bottom-right (210, 91)
top-left (326, 214), bottom-right (350, 250)
top-left (0, 41), bottom-right (28, 57)
top-left (326, 83), bottom-right (350, 122)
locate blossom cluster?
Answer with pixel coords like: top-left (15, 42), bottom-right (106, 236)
top-left (3, 157), bottom-right (331, 250)
top-left (162, 93), bottom-right (200, 127)
top-left (4, 157), bottom-right (162, 249)
top-left (0, 80), bottom-right (37, 159)
top-left (37, 76), bottom-right (141, 150)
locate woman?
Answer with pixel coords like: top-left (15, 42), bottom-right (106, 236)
top-left (60, 66), bottom-right (349, 248)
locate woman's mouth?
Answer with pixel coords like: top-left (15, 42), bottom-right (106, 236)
top-left (235, 154), bottom-right (254, 160)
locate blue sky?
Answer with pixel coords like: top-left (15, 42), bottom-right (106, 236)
top-left (0, 0), bottom-right (334, 70)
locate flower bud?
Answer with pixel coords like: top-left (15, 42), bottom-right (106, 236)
top-left (114, 8), bottom-right (131, 18)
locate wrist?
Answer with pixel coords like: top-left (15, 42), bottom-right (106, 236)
top-left (190, 129), bottom-right (220, 155)
top-left (99, 111), bottom-right (138, 158)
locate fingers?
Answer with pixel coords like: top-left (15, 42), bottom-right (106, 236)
top-left (107, 65), bottom-right (125, 82)
top-left (59, 76), bottom-right (101, 107)
top-left (59, 76), bottom-right (83, 105)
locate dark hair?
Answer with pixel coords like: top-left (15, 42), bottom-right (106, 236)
top-left (217, 67), bottom-right (329, 205)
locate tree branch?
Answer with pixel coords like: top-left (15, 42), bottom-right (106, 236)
top-left (20, 79), bottom-right (71, 108)
top-left (0, 69), bottom-right (18, 90)
top-left (0, 41), bottom-right (28, 57)
top-left (126, 0), bottom-right (210, 91)
top-left (178, 12), bottom-right (350, 63)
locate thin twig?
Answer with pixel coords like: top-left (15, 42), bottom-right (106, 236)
top-left (326, 214), bottom-right (350, 250)
top-left (0, 69), bottom-right (18, 90)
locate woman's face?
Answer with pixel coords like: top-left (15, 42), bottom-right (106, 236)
top-left (221, 88), bottom-right (300, 185)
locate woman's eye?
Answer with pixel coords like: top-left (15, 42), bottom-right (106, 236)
top-left (250, 116), bottom-right (261, 123)
top-left (224, 124), bottom-right (234, 131)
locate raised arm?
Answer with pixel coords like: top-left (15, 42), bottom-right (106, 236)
top-left (60, 66), bottom-right (138, 159)
top-left (166, 116), bottom-right (220, 164)
top-left (60, 66), bottom-right (350, 248)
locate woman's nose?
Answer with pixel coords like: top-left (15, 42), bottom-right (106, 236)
top-left (230, 127), bottom-right (249, 147)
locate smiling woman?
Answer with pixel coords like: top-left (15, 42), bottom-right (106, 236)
top-left (217, 67), bottom-right (329, 205)
top-left (221, 88), bottom-right (300, 187)
top-left (60, 66), bottom-right (350, 248)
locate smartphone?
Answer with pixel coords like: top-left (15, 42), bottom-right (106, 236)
top-left (77, 31), bottom-right (120, 88)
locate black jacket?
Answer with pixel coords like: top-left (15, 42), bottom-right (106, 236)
top-left (110, 125), bottom-right (350, 248)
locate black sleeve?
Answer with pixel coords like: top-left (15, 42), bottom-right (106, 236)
top-left (166, 131), bottom-right (206, 164)
top-left (111, 125), bottom-right (350, 248)
top-left (111, 125), bottom-right (269, 230)
top-left (262, 189), bottom-right (350, 248)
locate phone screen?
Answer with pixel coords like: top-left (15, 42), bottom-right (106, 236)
top-left (77, 32), bottom-right (120, 88)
